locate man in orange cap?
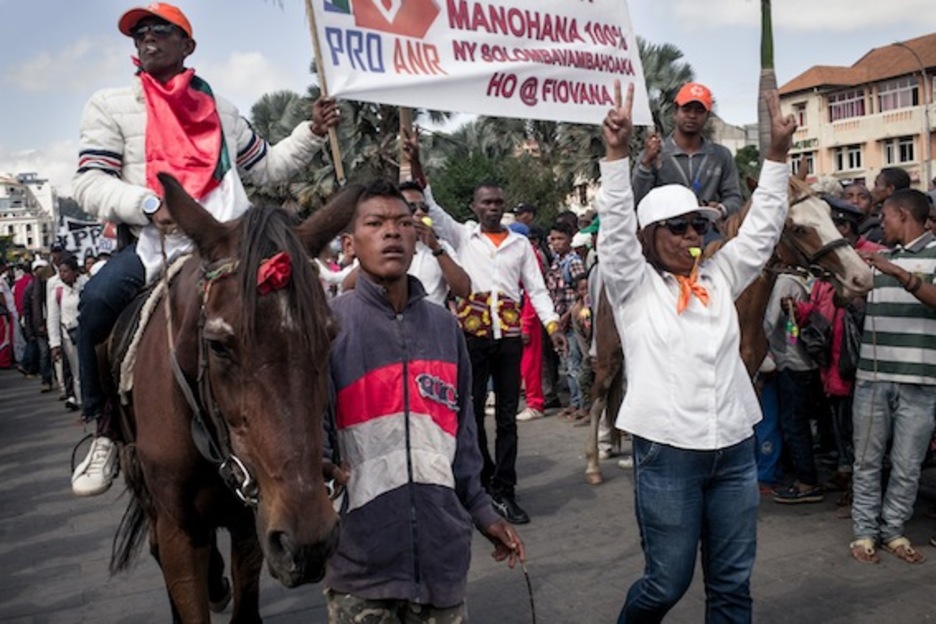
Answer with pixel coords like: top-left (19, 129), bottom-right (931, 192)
top-left (633, 82), bottom-right (743, 221)
top-left (70, 2), bottom-right (342, 497)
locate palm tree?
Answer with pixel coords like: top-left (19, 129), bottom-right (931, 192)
top-left (757, 0), bottom-right (777, 165)
top-left (246, 81), bottom-right (454, 212)
top-left (638, 38), bottom-right (695, 135)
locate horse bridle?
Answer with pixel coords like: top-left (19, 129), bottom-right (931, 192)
top-left (775, 192), bottom-right (850, 281)
top-left (163, 254), bottom-right (343, 508)
top-left (163, 256), bottom-right (262, 506)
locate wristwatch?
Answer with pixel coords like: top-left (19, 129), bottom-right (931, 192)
top-left (431, 247), bottom-right (446, 257)
top-left (142, 194), bottom-right (161, 219)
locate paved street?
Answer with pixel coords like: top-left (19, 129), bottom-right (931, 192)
top-left (2, 368), bottom-right (936, 623)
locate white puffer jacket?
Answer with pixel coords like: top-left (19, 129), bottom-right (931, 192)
top-left (73, 75), bottom-right (324, 281)
top-left (73, 76), bottom-right (323, 226)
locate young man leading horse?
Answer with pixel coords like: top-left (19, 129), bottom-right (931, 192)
top-left (71, 2), bottom-right (341, 496)
top-left (325, 179), bottom-right (525, 623)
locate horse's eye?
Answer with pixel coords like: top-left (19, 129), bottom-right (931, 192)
top-left (208, 340), bottom-right (232, 359)
top-left (793, 225), bottom-right (808, 235)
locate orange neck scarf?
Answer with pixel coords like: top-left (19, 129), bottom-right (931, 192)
top-left (675, 264), bottom-right (709, 314)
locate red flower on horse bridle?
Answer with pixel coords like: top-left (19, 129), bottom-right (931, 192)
top-left (257, 252), bottom-right (292, 295)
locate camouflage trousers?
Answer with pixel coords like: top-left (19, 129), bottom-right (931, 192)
top-left (326, 590), bottom-right (468, 624)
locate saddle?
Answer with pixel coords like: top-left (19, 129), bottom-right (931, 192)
top-left (108, 255), bottom-right (192, 407)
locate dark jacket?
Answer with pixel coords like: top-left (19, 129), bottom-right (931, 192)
top-left (325, 275), bottom-right (499, 607)
top-left (633, 134), bottom-right (744, 216)
top-left (22, 278), bottom-right (47, 339)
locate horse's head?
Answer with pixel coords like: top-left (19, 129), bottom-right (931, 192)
top-left (158, 173), bottom-right (356, 587)
top-left (777, 177), bottom-right (873, 300)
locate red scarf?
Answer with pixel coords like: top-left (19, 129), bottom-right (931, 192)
top-left (138, 65), bottom-right (226, 200)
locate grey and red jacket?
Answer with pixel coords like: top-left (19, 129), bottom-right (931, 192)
top-left (325, 274), bottom-right (500, 607)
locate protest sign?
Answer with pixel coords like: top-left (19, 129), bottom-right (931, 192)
top-left (311, 0), bottom-right (652, 126)
top-left (56, 218), bottom-right (116, 264)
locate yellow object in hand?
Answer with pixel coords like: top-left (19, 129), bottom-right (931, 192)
top-left (421, 216), bottom-right (433, 227)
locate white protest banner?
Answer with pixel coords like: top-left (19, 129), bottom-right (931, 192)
top-left (311, 0), bottom-right (652, 126)
top-left (57, 218), bottom-right (117, 264)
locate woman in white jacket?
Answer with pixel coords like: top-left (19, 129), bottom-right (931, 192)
top-left (599, 83), bottom-right (796, 623)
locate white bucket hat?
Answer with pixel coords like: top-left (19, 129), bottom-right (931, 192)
top-left (636, 184), bottom-right (721, 229)
top-left (570, 231), bottom-right (592, 248)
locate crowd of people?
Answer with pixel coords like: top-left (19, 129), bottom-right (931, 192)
top-left (2, 248), bottom-right (109, 406)
top-left (3, 3), bottom-right (936, 622)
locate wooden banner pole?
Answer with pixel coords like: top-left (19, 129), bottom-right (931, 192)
top-left (304, 0), bottom-right (346, 186)
top-left (399, 107), bottom-right (414, 184)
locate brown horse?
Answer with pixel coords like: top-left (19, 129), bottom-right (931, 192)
top-left (109, 174), bottom-right (355, 622)
top-left (584, 176), bottom-right (873, 484)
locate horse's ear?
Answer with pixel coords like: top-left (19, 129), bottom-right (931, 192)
top-left (296, 185), bottom-right (363, 257)
top-left (157, 173), bottom-right (232, 261)
top-left (746, 176), bottom-right (758, 194)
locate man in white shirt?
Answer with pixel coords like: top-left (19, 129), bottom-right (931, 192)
top-left (405, 138), bottom-right (566, 525)
top-left (47, 255), bottom-right (88, 412)
top-left (400, 181), bottom-right (470, 307)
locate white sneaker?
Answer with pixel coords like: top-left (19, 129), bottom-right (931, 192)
top-left (598, 449), bottom-right (616, 460)
top-left (617, 455), bottom-right (634, 469)
top-left (516, 407), bottom-right (544, 422)
top-left (72, 436), bottom-right (118, 496)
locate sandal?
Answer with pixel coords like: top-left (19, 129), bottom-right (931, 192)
top-left (882, 536), bottom-right (926, 564)
top-left (849, 538), bottom-right (879, 564)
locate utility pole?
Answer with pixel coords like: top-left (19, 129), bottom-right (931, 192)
top-left (892, 41), bottom-right (932, 190)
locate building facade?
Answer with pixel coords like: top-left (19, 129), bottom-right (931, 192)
top-left (779, 32), bottom-right (935, 191)
top-left (0, 172), bottom-right (57, 251)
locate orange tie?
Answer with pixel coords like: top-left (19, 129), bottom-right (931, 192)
top-left (675, 266), bottom-right (709, 314)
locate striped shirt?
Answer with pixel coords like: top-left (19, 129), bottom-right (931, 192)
top-left (857, 231), bottom-right (936, 385)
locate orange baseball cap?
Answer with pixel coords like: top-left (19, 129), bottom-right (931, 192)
top-left (119, 3), bottom-right (193, 38)
top-left (674, 83), bottom-right (713, 111)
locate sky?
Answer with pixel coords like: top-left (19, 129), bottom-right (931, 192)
top-left (2, 0), bottom-right (935, 197)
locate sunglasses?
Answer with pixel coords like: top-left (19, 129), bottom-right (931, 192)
top-left (131, 23), bottom-right (180, 40)
top-left (661, 217), bottom-right (710, 236)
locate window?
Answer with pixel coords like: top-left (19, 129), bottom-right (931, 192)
top-left (828, 89), bottom-right (866, 122)
top-left (794, 103), bottom-right (807, 127)
top-left (25, 223), bottom-right (32, 232)
top-left (791, 152), bottom-right (815, 176)
top-left (834, 144), bottom-right (863, 171)
top-left (879, 76), bottom-right (918, 112)
top-left (883, 136), bottom-right (915, 164)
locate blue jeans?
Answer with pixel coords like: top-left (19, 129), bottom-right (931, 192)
top-left (755, 376), bottom-right (782, 485)
top-left (852, 379), bottom-right (936, 543)
top-left (620, 437), bottom-right (758, 624)
top-left (777, 369), bottom-right (819, 486)
top-left (78, 245), bottom-right (146, 422)
top-left (558, 328), bottom-right (582, 408)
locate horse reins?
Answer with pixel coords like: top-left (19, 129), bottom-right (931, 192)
top-left (773, 191), bottom-right (851, 282)
top-left (158, 235), bottom-right (345, 508)
top-left (158, 234), bottom-right (260, 506)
